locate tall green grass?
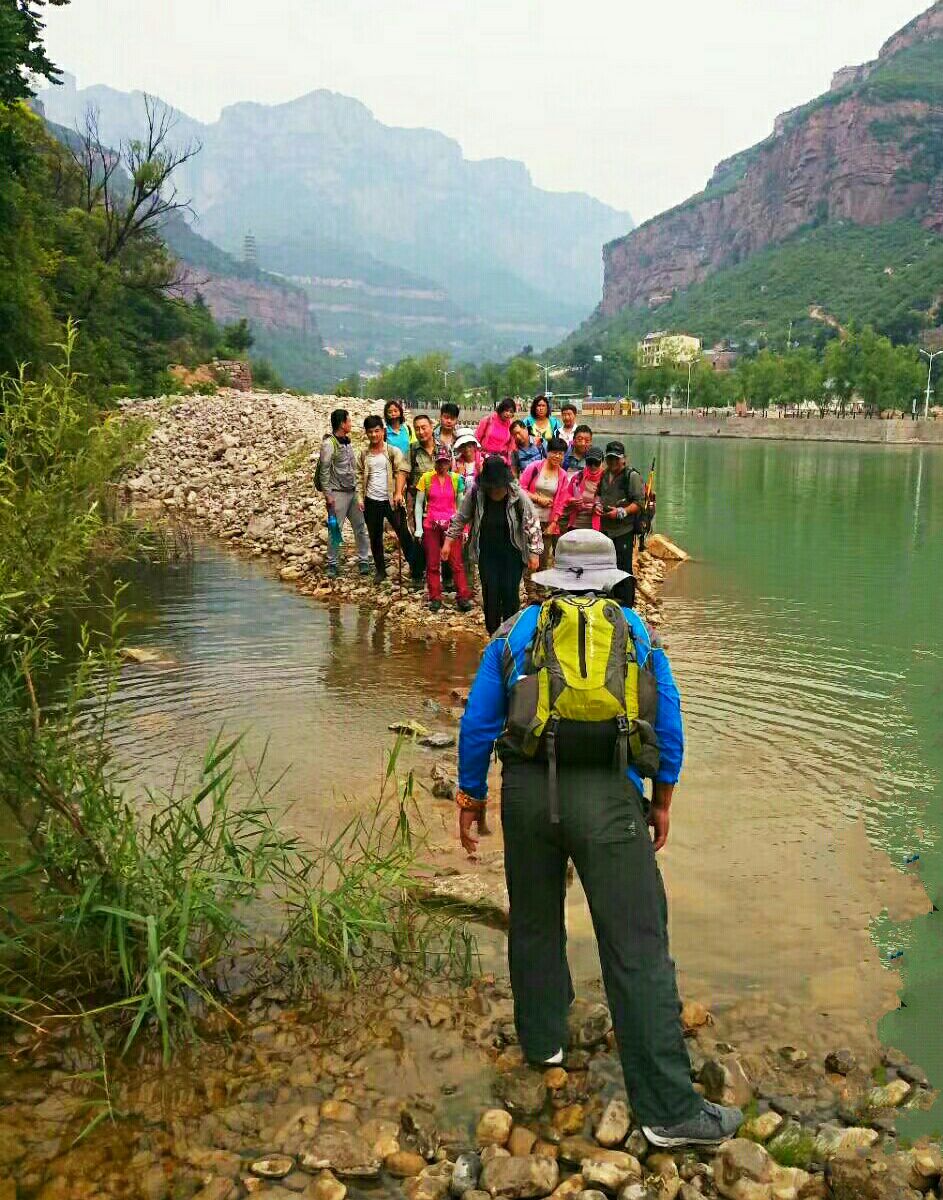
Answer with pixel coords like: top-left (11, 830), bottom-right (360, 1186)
top-left (0, 333), bottom-right (476, 1063)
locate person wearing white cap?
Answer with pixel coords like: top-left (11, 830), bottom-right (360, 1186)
top-left (453, 429), bottom-right (482, 488)
top-left (456, 530), bottom-right (743, 1149)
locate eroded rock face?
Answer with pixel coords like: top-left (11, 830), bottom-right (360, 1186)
top-left (599, 6), bottom-right (943, 320)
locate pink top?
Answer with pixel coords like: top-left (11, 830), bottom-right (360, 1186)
top-left (475, 413), bottom-right (515, 461)
top-left (417, 470), bottom-right (464, 527)
top-left (548, 468), bottom-right (603, 531)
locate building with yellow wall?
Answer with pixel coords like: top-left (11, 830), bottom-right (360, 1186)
top-left (637, 331), bottom-right (702, 367)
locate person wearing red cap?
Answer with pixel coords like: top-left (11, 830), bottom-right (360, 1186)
top-left (415, 447), bottom-right (475, 613)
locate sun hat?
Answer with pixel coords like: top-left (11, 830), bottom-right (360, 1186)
top-left (479, 456), bottom-right (513, 489)
top-left (453, 429), bottom-right (480, 451)
top-left (584, 444), bottom-right (605, 465)
top-left (605, 440), bottom-right (626, 458)
top-left (531, 529), bottom-right (631, 593)
top-left (434, 446), bottom-right (452, 463)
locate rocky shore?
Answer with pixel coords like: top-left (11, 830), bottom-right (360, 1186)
top-left (120, 390), bottom-right (674, 641)
top-left (1, 978), bottom-right (939, 1200)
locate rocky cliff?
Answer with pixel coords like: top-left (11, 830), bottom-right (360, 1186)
top-left (600, 1), bottom-right (943, 317)
top-left (173, 267), bottom-right (313, 334)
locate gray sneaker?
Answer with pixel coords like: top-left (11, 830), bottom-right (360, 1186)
top-left (642, 1100), bottom-right (743, 1148)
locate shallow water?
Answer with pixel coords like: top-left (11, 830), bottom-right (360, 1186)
top-left (104, 436), bottom-right (942, 1127)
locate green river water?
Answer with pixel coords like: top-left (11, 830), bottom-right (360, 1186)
top-left (109, 434), bottom-right (943, 1134)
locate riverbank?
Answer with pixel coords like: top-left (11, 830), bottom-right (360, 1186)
top-left (462, 410), bottom-right (943, 446)
top-left (121, 391), bottom-right (672, 638)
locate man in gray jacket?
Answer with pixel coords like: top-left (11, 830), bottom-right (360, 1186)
top-left (320, 409), bottom-right (371, 580)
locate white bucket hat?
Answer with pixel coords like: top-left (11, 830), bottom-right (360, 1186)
top-left (453, 429), bottom-right (480, 451)
top-left (531, 529), bottom-right (630, 593)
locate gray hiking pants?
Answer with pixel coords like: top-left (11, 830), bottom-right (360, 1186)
top-left (325, 489), bottom-right (370, 567)
top-left (500, 757), bottom-right (702, 1127)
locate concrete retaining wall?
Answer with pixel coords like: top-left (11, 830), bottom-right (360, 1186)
top-left (458, 411), bottom-right (943, 446)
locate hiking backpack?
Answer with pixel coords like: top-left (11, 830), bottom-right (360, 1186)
top-left (313, 435), bottom-right (339, 492)
top-left (506, 595), bottom-right (660, 820)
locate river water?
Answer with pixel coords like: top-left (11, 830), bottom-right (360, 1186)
top-left (108, 435), bottom-right (943, 1132)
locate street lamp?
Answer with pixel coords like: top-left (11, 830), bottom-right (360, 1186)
top-left (919, 348), bottom-right (942, 420)
top-left (534, 362), bottom-right (558, 394)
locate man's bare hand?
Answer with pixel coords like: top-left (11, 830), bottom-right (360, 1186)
top-left (527, 555), bottom-right (540, 572)
top-left (459, 808), bottom-right (486, 857)
top-left (648, 803), bottom-right (670, 852)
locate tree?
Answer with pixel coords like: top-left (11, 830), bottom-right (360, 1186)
top-left (220, 318), bottom-right (253, 355)
top-left (68, 97), bottom-right (201, 266)
top-left (0, 0), bottom-right (69, 105)
top-left (737, 351), bottom-right (786, 411)
top-left (503, 356), bottom-right (540, 398)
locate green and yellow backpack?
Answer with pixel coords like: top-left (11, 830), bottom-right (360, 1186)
top-left (505, 595), bottom-right (660, 816)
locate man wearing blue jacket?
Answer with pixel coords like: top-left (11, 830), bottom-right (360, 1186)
top-left (456, 529), bottom-right (742, 1148)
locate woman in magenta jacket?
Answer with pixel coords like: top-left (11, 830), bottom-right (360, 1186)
top-left (474, 397), bottom-right (516, 463)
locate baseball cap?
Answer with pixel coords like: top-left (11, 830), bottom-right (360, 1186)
top-left (585, 444), bottom-right (605, 465)
top-left (605, 440), bottom-right (626, 458)
top-left (434, 446), bottom-right (452, 463)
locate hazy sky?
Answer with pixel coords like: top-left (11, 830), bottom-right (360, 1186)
top-left (43, 0), bottom-right (929, 222)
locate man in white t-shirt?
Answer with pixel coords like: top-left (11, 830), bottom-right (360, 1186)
top-left (357, 415), bottom-right (421, 583)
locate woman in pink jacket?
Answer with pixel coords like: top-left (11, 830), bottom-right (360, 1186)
top-left (519, 436), bottom-right (568, 569)
top-left (474, 397), bottom-right (516, 463)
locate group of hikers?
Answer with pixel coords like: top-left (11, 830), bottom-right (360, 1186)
top-left (317, 393), bottom-right (743, 1151)
top-left (317, 394), bottom-right (650, 635)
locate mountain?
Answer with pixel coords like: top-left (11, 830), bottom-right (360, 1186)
top-left (39, 77), bottom-right (632, 364)
top-left (586, 1), bottom-right (943, 344)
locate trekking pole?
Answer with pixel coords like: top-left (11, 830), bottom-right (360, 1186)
top-left (397, 542), bottom-right (402, 588)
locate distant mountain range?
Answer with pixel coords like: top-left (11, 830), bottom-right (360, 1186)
top-left (39, 76), bottom-right (633, 370)
top-left (570, 0), bottom-right (943, 353)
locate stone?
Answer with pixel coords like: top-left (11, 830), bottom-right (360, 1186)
top-left (595, 1099), bottom-right (631, 1148)
top-left (549, 1175), bottom-right (585, 1200)
top-left (579, 1191), bottom-right (610, 1200)
top-left (252, 1155), bottom-right (296, 1179)
top-left (387, 1152), bottom-right (428, 1178)
top-left (907, 1143), bottom-right (943, 1189)
top-left (193, 1182), bottom-right (236, 1200)
top-left (477, 1110), bottom-right (514, 1148)
top-left (479, 1155), bottom-right (560, 1199)
top-left (778, 1047), bottom-right (809, 1067)
top-left (559, 1140), bottom-right (626, 1167)
top-left (401, 1105), bottom-right (441, 1158)
top-left (361, 1118), bottom-right (400, 1159)
top-left (624, 1132), bottom-right (648, 1161)
top-left (544, 1069), bottom-right (568, 1091)
top-left (405, 1162), bottom-right (454, 1200)
top-left (247, 514), bottom-right (275, 540)
top-left (552, 1106), bottom-right (586, 1136)
top-left (389, 719), bottom-right (429, 737)
top-left (824, 1049), bottom-right (856, 1076)
top-left (482, 1147), bottom-right (513, 1166)
top-left (451, 1153), bottom-right (483, 1195)
top-left (508, 1129), bottom-right (538, 1157)
top-left (817, 1125), bottom-right (880, 1157)
top-left (421, 733), bottom-right (456, 749)
top-left (714, 1139), bottom-right (776, 1197)
top-left (568, 1001), bottom-right (613, 1050)
top-left (867, 1079), bottom-right (911, 1108)
top-left (646, 1156), bottom-right (681, 1200)
top-left (495, 1069), bottom-right (548, 1117)
top-left (680, 1002), bottom-right (712, 1034)
top-left (699, 1056), bottom-right (754, 1108)
top-left (275, 1106), bottom-right (321, 1155)
top-left (580, 1153), bottom-right (642, 1192)
top-left (534, 1141), bottom-right (559, 1160)
top-left (300, 1129), bottom-right (381, 1178)
top-left (184, 1148), bottom-right (244, 1178)
top-left (826, 1150), bottom-right (923, 1200)
top-left (645, 536), bottom-right (688, 563)
top-left (305, 1171), bottom-right (347, 1200)
top-left (741, 1112), bottom-right (784, 1143)
top-left (319, 1100), bottom-right (359, 1123)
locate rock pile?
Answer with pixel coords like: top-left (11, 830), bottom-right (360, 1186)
top-left (121, 391), bottom-right (671, 642)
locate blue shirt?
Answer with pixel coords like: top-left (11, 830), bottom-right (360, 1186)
top-left (458, 602), bottom-right (684, 800)
top-left (385, 424), bottom-right (411, 456)
top-left (512, 442), bottom-right (546, 474)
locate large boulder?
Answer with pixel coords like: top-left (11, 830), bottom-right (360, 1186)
top-left (479, 1155), bottom-right (560, 1199)
top-left (826, 1150), bottom-right (923, 1200)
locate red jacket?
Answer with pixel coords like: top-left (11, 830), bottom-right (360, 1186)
top-left (549, 467), bottom-right (604, 531)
